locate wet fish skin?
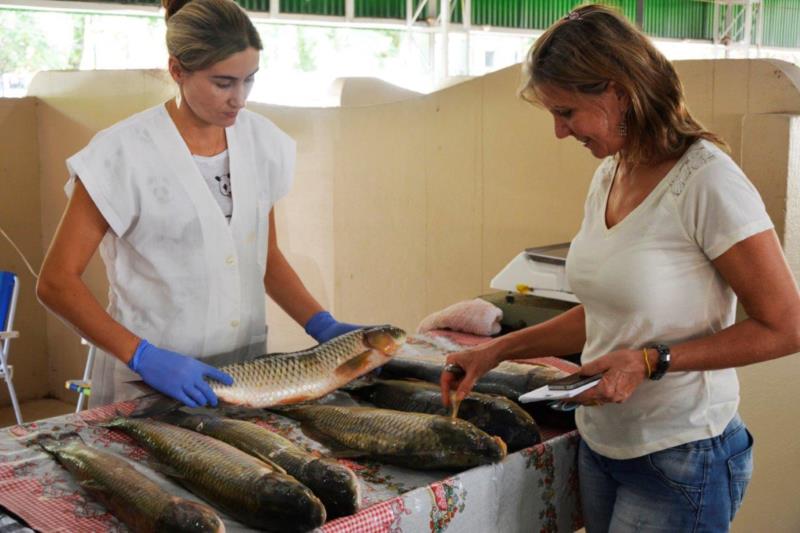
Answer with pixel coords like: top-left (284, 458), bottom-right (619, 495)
top-left (348, 379), bottom-right (541, 452)
top-left (275, 404), bottom-right (506, 470)
top-left (160, 410), bottom-right (361, 519)
top-left (212, 325), bottom-right (406, 407)
top-left (38, 434), bottom-right (223, 533)
top-left (379, 354), bottom-right (567, 400)
top-left (104, 417), bottom-right (325, 532)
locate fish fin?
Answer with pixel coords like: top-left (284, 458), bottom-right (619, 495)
top-left (220, 405), bottom-right (264, 420)
top-left (326, 449), bottom-right (367, 459)
top-left (146, 458), bottom-right (186, 480)
top-left (334, 350), bottom-right (373, 378)
top-left (338, 377), bottom-right (373, 392)
top-left (275, 394), bottom-right (314, 405)
top-left (293, 423), bottom-right (367, 458)
top-left (152, 409), bottom-right (194, 426)
top-left (99, 417), bottom-right (129, 432)
top-left (253, 351), bottom-right (287, 360)
top-left (247, 451), bottom-right (287, 474)
top-left (130, 394), bottom-right (182, 419)
top-left (77, 478), bottom-right (107, 493)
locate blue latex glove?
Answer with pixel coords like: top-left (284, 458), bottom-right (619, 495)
top-left (304, 311), bottom-right (363, 344)
top-left (127, 339), bottom-right (234, 408)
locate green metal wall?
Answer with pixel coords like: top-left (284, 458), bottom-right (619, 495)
top-left (62, 0), bottom-right (800, 48)
top-left (761, 0), bottom-right (800, 48)
top-left (641, 0), bottom-right (711, 41)
top-left (279, 0), bottom-right (344, 16)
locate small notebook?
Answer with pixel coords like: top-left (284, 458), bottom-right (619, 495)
top-left (518, 379), bottom-right (600, 403)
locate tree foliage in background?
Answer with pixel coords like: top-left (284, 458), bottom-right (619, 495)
top-left (67, 15), bottom-right (87, 70)
top-left (296, 27), bottom-right (316, 72)
top-left (0, 11), bottom-right (66, 74)
top-left (376, 30), bottom-right (401, 63)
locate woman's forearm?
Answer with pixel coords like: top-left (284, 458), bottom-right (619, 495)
top-left (263, 246), bottom-right (323, 327)
top-left (36, 273), bottom-right (139, 364)
top-left (668, 316), bottom-right (800, 372)
top-left (37, 178), bottom-right (140, 364)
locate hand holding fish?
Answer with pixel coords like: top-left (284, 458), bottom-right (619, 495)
top-left (569, 348), bottom-right (648, 406)
top-left (440, 342), bottom-right (504, 408)
top-left (304, 310), bottom-right (364, 343)
top-left (128, 339), bottom-right (234, 408)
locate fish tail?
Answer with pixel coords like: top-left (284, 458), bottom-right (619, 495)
top-left (31, 431), bottom-right (83, 453)
top-left (99, 417), bottom-right (127, 430)
top-left (129, 394), bottom-right (182, 419)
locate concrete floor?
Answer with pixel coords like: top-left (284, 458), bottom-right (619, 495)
top-left (0, 398), bottom-right (75, 428)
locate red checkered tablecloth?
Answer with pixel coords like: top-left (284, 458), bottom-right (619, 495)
top-left (0, 333), bottom-right (582, 532)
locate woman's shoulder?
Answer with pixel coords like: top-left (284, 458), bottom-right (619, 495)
top-left (588, 156), bottom-right (617, 193)
top-left (84, 104), bottom-right (165, 148)
top-left (667, 139), bottom-right (742, 197)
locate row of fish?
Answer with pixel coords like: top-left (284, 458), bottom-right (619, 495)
top-left (346, 379), bottom-right (541, 452)
top-left (158, 411), bottom-right (360, 519)
top-left (36, 327), bottom-right (406, 532)
top-left (379, 353), bottom-right (567, 401)
top-left (36, 327), bottom-right (567, 532)
top-left (104, 417), bottom-right (326, 532)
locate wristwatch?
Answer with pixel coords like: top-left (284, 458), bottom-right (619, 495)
top-left (649, 344), bottom-right (671, 380)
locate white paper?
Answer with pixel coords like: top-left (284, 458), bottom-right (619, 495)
top-left (518, 379), bottom-right (600, 403)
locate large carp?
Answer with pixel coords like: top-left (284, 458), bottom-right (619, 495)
top-left (159, 410), bottom-right (360, 519)
top-left (104, 418), bottom-right (325, 532)
top-left (379, 354), bottom-right (567, 400)
top-left (213, 325), bottom-right (406, 407)
top-left (274, 404), bottom-right (507, 470)
top-left (38, 434), bottom-right (223, 533)
top-left (348, 379), bottom-right (541, 452)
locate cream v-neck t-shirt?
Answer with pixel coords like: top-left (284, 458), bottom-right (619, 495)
top-left (567, 139), bottom-right (773, 459)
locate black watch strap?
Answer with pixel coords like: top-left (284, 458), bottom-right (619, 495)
top-left (649, 344), bottom-right (671, 380)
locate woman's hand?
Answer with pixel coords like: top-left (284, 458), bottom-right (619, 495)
top-left (439, 342), bottom-right (504, 407)
top-left (570, 348), bottom-right (649, 406)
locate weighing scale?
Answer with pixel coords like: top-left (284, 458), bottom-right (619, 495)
top-left (479, 243), bottom-right (579, 334)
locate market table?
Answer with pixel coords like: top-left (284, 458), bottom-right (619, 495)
top-left (0, 333), bottom-right (582, 533)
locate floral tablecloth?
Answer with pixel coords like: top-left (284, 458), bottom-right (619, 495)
top-left (0, 333), bottom-right (582, 532)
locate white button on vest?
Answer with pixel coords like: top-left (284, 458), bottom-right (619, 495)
top-left (225, 256), bottom-right (235, 265)
top-left (230, 320), bottom-right (240, 327)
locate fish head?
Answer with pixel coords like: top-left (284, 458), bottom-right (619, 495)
top-left (362, 325), bottom-right (407, 357)
top-left (253, 473), bottom-right (326, 530)
top-left (440, 418), bottom-right (508, 465)
top-left (157, 498), bottom-right (225, 533)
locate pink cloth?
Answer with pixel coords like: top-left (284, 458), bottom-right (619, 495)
top-left (417, 298), bottom-right (503, 336)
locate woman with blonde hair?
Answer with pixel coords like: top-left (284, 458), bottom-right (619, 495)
top-left (37, 0), bottom-right (366, 408)
top-left (441, 5), bottom-right (800, 531)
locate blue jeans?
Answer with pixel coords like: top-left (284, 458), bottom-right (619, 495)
top-left (579, 415), bottom-right (754, 533)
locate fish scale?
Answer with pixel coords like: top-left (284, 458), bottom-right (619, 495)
top-left (210, 326), bottom-right (405, 407)
top-left (277, 405), bottom-right (507, 470)
top-left (104, 418), bottom-right (326, 532)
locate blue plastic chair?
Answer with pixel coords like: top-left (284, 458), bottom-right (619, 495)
top-left (0, 272), bottom-right (23, 425)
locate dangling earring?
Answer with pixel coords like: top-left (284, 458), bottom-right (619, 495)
top-left (618, 119), bottom-right (627, 137)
